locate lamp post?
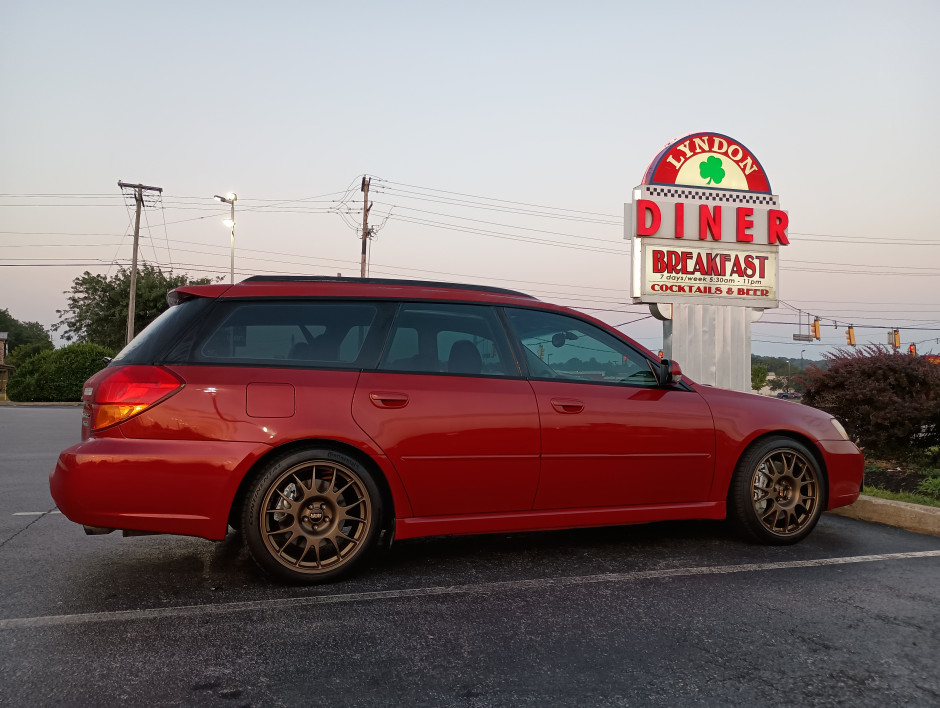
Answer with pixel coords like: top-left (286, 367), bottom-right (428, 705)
top-left (800, 349), bottom-right (806, 371)
top-left (786, 359), bottom-right (791, 392)
top-left (214, 192), bottom-right (237, 283)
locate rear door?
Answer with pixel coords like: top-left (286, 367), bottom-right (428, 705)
top-left (352, 302), bottom-right (540, 517)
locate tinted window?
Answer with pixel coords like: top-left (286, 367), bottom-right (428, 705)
top-left (192, 301), bottom-right (381, 368)
top-left (506, 308), bottom-right (657, 386)
top-left (111, 297), bottom-right (215, 365)
top-left (379, 303), bottom-right (515, 377)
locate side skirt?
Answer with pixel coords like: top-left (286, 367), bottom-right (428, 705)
top-left (394, 501), bottom-right (726, 541)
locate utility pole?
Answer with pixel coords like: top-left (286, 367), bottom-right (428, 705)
top-left (118, 181), bottom-right (163, 345)
top-left (360, 176), bottom-right (372, 278)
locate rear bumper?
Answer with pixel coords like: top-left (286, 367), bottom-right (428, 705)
top-left (51, 437), bottom-right (272, 540)
top-left (818, 439), bottom-right (865, 510)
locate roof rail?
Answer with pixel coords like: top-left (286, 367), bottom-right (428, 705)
top-left (240, 275), bottom-right (533, 298)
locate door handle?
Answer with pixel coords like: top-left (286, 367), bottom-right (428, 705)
top-left (550, 398), bottom-right (584, 414)
top-left (369, 392), bottom-right (409, 409)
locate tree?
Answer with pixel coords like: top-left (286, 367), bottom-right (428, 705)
top-left (751, 363), bottom-right (768, 392)
top-left (0, 308), bottom-right (53, 359)
top-left (53, 265), bottom-right (212, 351)
top-left (800, 346), bottom-right (940, 458)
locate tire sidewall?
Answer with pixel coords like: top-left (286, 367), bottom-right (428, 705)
top-left (729, 436), bottom-right (828, 545)
top-left (242, 447), bottom-right (383, 584)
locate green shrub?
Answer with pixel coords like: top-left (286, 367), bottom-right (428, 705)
top-left (800, 346), bottom-right (940, 459)
top-left (7, 343), bottom-right (114, 402)
top-left (917, 469), bottom-right (940, 500)
top-left (6, 340), bottom-right (54, 368)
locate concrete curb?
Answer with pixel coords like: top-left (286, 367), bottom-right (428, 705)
top-left (0, 401), bottom-right (83, 407)
top-left (828, 495), bottom-right (940, 537)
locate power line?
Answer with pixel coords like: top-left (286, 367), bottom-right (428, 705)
top-left (390, 215), bottom-right (628, 255)
top-left (370, 201), bottom-right (621, 244)
top-left (372, 178), bottom-right (623, 220)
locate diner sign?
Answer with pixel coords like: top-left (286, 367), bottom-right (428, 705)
top-left (629, 132), bottom-right (787, 308)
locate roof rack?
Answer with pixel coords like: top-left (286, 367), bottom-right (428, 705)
top-left (241, 275), bottom-right (533, 298)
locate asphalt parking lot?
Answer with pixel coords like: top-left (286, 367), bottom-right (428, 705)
top-left (2, 406), bottom-right (939, 707)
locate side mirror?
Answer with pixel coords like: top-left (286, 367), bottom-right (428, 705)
top-left (551, 331), bottom-right (579, 348)
top-left (658, 358), bottom-right (683, 386)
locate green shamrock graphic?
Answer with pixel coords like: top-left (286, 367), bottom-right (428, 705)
top-left (699, 155), bottom-right (725, 185)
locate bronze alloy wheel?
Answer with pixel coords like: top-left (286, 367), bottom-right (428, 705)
top-left (729, 436), bottom-right (826, 545)
top-left (749, 447), bottom-right (819, 537)
top-left (244, 449), bottom-right (381, 583)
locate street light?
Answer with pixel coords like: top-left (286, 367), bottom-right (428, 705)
top-left (786, 359), bottom-right (791, 392)
top-left (214, 192), bottom-right (237, 283)
top-left (800, 349), bottom-right (806, 370)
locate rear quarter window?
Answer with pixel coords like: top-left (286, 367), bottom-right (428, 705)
top-left (187, 301), bottom-right (387, 368)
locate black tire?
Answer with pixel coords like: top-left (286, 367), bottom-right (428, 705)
top-left (728, 436), bottom-right (827, 545)
top-left (242, 447), bottom-right (382, 584)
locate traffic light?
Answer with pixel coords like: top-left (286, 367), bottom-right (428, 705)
top-left (845, 327), bottom-right (856, 346)
top-left (893, 329), bottom-right (901, 349)
top-left (909, 343), bottom-right (917, 356)
top-left (811, 318), bottom-right (821, 340)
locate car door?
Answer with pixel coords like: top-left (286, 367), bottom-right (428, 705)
top-left (504, 307), bottom-right (716, 510)
top-left (352, 302), bottom-right (540, 517)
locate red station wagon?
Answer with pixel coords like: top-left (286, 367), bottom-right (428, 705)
top-left (51, 277), bottom-right (864, 584)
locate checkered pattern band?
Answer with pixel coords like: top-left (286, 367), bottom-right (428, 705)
top-left (642, 186), bottom-right (778, 207)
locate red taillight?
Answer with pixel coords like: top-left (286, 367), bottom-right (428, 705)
top-left (88, 366), bottom-right (183, 431)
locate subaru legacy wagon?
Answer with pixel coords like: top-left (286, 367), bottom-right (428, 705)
top-left (51, 277), bottom-right (864, 584)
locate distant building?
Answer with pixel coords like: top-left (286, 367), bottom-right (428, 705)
top-left (756, 371), bottom-right (778, 396)
top-left (0, 332), bottom-right (14, 400)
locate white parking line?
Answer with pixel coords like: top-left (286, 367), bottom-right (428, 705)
top-left (11, 511), bottom-right (61, 516)
top-left (1, 549), bottom-right (938, 630)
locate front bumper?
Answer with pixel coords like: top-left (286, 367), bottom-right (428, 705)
top-left (817, 438), bottom-right (865, 510)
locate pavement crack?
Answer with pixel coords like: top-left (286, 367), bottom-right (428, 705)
top-left (0, 506), bottom-right (59, 551)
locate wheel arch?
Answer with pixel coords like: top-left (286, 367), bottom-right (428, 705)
top-left (726, 430), bottom-right (829, 506)
top-left (228, 438), bottom-right (397, 538)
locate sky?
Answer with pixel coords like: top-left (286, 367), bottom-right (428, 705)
top-left (1, 0), bottom-right (938, 362)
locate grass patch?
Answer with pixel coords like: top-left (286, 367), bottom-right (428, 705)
top-left (862, 486), bottom-right (940, 509)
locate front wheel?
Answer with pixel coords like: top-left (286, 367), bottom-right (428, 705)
top-left (728, 437), bottom-right (826, 545)
top-left (242, 448), bottom-right (382, 584)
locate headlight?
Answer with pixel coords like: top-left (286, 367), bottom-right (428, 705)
top-left (830, 418), bottom-right (850, 441)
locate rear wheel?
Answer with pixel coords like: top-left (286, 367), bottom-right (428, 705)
top-left (729, 436), bottom-right (826, 545)
top-left (242, 448), bottom-right (382, 584)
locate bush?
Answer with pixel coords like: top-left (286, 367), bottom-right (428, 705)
top-left (917, 469), bottom-right (940, 500)
top-left (6, 341), bottom-right (54, 368)
top-left (800, 346), bottom-right (940, 458)
top-left (7, 343), bottom-right (114, 402)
